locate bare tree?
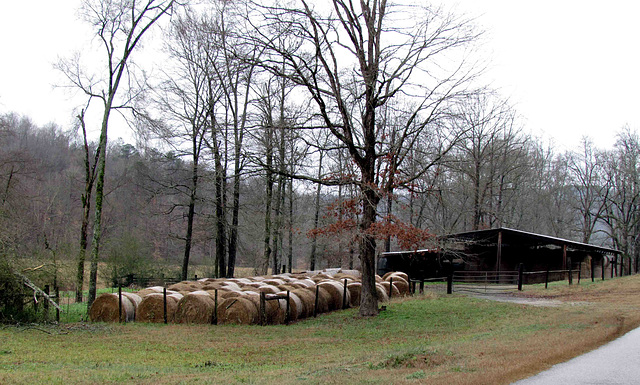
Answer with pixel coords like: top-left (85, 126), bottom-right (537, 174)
top-left (58, 0), bottom-right (176, 308)
top-left (246, 0), bottom-right (480, 316)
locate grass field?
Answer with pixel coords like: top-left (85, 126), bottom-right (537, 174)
top-left (2, 275), bottom-right (640, 384)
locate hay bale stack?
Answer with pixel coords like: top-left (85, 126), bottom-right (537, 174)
top-left (375, 275), bottom-right (384, 283)
top-left (264, 295), bottom-right (286, 324)
top-left (89, 293), bottom-right (136, 322)
top-left (136, 286), bottom-right (164, 297)
top-left (296, 279), bottom-right (316, 288)
top-left (375, 283), bottom-right (389, 302)
top-left (347, 282), bottom-right (361, 307)
top-left (315, 286), bottom-right (331, 314)
top-left (318, 281), bottom-right (345, 310)
top-left (263, 279), bottom-right (285, 286)
top-left (217, 297), bottom-right (259, 325)
top-left (168, 282), bottom-right (195, 292)
top-left (386, 276), bottom-right (410, 295)
top-left (257, 285), bottom-right (280, 294)
top-left (379, 281), bottom-right (401, 298)
top-left (292, 288), bottom-right (314, 318)
top-left (277, 291), bottom-right (302, 321)
top-left (174, 292), bottom-right (216, 324)
top-left (135, 293), bottom-right (180, 323)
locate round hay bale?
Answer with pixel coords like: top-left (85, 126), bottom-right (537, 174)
top-left (89, 293), bottom-right (136, 322)
top-left (347, 282), bottom-right (361, 307)
top-left (221, 282), bottom-right (242, 291)
top-left (277, 291), bottom-right (302, 321)
top-left (375, 275), bottom-right (384, 283)
top-left (386, 276), bottom-right (410, 295)
top-left (315, 286), bottom-right (331, 314)
top-left (243, 282), bottom-right (265, 289)
top-left (257, 285), bottom-right (279, 294)
top-left (217, 297), bottom-right (259, 325)
top-left (264, 295), bottom-right (286, 324)
top-left (379, 281), bottom-right (401, 298)
top-left (121, 292), bottom-right (142, 307)
top-left (242, 291), bottom-right (261, 309)
top-left (168, 292), bottom-right (183, 301)
top-left (174, 292), bottom-right (216, 324)
top-left (375, 283), bottom-right (390, 302)
top-left (135, 288), bottom-right (159, 298)
top-left (263, 279), bottom-right (285, 286)
top-left (168, 282), bottom-right (194, 292)
top-left (296, 279), bottom-right (316, 288)
top-left (383, 271), bottom-right (409, 282)
top-left (202, 282), bottom-right (226, 290)
top-left (135, 293), bottom-right (180, 323)
top-left (318, 281), bottom-right (345, 310)
top-left (291, 288), bottom-right (314, 318)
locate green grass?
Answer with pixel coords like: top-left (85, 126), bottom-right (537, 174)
top-left (0, 294), bottom-right (540, 384)
top-left (3, 276), bottom-right (640, 384)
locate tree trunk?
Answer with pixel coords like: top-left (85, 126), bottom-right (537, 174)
top-left (309, 151), bottom-right (324, 271)
top-left (87, 105), bottom-right (110, 310)
top-left (262, 126), bottom-right (274, 275)
top-left (181, 158), bottom-right (198, 281)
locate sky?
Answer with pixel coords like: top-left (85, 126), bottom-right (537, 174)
top-left (1, 0), bottom-right (639, 151)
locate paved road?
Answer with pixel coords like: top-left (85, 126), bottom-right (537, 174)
top-left (512, 327), bottom-right (640, 384)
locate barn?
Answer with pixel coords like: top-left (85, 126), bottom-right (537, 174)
top-left (443, 227), bottom-right (621, 277)
top-left (378, 227), bottom-right (622, 281)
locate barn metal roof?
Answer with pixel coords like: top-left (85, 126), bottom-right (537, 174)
top-left (443, 227), bottom-right (621, 256)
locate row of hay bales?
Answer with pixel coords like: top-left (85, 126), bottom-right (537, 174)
top-left (89, 270), bottom-right (409, 325)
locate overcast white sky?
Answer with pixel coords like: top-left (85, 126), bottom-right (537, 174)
top-left (1, 1), bottom-right (639, 151)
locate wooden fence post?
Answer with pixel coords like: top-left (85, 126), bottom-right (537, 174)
top-left (342, 279), bottom-right (348, 309)
top-left (591, 261), bottom-right (595, 282)
top-left (388, 277), bottom-right (393, 301)
top-left (163, 287), bottom-right (168, 325)
top-left (213, 289), bottom-right (218, 325)
top-left (517, 264), bottom-right (524, 291)
top-left (260, 292), bottom-right (266, 326)
top-left (285, 291), bottom-right (290, 325)
top-left (314, 285), bottom-right (319, 318)
top-left (118, 285), bottom-right (122, 323)
top-left (447, 274), bottom-right (453, 294)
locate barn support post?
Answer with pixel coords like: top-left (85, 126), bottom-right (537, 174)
top-left (419, 280), bottom-right (424, 294)
top-left (517, 264), bottom-right (524, 291)
top-left (591, 259), bottom-right (595, 282)
top-left (568, 264), bottom-right (573, 285)
top-left (496, 230), bottom-right (503, 280)
top-left (578, 263), bottom-right (581, 284)
top-left (545, 267), bottom-right (549, 289)
top-left (562, 244), bottom-right (567, 270)
top-left (163, 287), bottom-right (168, 324)
top-left (602, 258), bottom-right (605, 281)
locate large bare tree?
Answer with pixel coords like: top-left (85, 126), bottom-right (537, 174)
top-left (246, 0), bottom-right (480, 316)
top-left (58, 0), bottom-right (176, 308)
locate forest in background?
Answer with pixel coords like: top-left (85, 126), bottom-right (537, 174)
top-left (1, 1), bottom-right (638, 315)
